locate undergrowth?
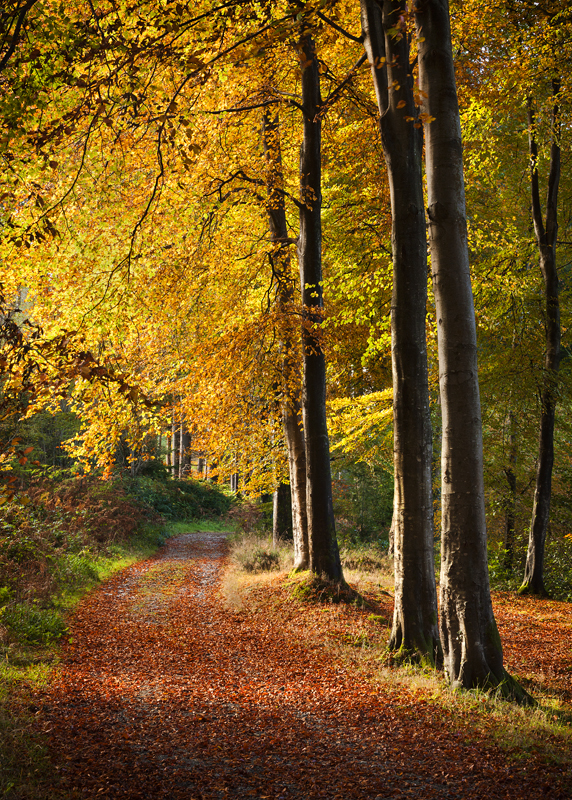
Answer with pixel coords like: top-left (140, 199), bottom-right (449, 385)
top-left (0, 473), bottom-right (233, 799)
top-left (228, 532), bottom-right (293, 574)
top-left (488, 537), bottom-right (572, 600)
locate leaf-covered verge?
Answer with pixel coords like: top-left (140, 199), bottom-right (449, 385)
top-left (223, 535), bottom-right (572, 765)
top-left (0, 475), bottom-right (234, 798)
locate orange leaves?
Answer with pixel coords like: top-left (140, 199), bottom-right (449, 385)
top-left (32, 531), bottom-right (572, 800)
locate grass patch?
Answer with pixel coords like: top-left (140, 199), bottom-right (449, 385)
top-left (221, 530), bottom-right (292, 610)
top-left (362, 660), bottom-right (572, 765)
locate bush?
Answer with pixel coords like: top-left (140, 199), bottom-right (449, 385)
top-left (227, 499), bottom-right (266, 534)
top-left (230, 533), bottom-right (292, 573)
top-left (339, 541), bottom-right (390, 573)
top-left (487, 534), bottom-right (572, 601)
top-left (124, 476), bottom-right (232, 520)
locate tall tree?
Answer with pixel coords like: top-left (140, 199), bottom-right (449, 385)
top-left (520, 82), bottom-right (562, 596)
top-left (297, 24), bottom-right (342, 581)
top-left (361, 0), bottom-right (439, 664)
top-left (263, 109), bottom-right (309, 569)
top-left (415, 0), bottom-right (528, 698)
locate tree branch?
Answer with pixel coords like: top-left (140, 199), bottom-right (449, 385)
top-left (527, 98), bottom-right (545, 246)
top-left (320, 53), bottom-right (368, 117)
top-left (0, 0), bottom-right (39, 73)
top-left (315, 10), bottom-right (363, 43)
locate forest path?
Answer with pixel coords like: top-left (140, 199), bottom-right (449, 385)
top-left (38, 532), bottom-right (568, 799)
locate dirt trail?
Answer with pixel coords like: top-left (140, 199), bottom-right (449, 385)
top-left (38, 532), bottom-right (568, 799)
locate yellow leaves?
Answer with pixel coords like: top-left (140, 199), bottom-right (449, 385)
top-left (327, 390), bottom-right (393, 468)
top-left (397, 100), bottom-right (407, 109)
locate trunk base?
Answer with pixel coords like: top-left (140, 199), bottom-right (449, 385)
top-left (452, 668), bottom-right (535, 707)
top-left (518, 580), bottom-right (550, 598)
top-left (388, 624), bottom-right (441, 668)
top-left (287, 572), bottom-right (359, 605)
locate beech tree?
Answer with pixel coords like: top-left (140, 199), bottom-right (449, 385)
top-left (520, 83), bottom-right (562, 596)
top-left (414, 0), bottom-right (528, 698)
top-left (263, 109), bottom-right (309, 569)
top-left (297, 23), bottom-right (342, 581)
top-left (361, 0), bottom-right (439, 664)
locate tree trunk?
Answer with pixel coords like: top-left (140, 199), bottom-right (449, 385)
top-left (503, 410), bottom-right (517, 572)
top-left (230, 471), bottom-right (239, 493)
top-left (361, 0), bottom-right (440, 665)
top-left (387, 500), bottom-right (395, 559)
top-left (165, 432), bottom-right (172, 470)
top-left (178, 413), bottom-right (184, 480)
top-left (273, 483), bottom-right (292, 547)
top-left (415, 0), bottom-right (528, 699)
top-left (283, 396), bottom-right (309, 568)
top-left (171, 408), bottom-right (177, 478)
top-left (520, 87), bottom-right (561, 598)
top-left (263, 110), bottom-right (309, 570)
top-left (297, 28), bottom-right (342, 582)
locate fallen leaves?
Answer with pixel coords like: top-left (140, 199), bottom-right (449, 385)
top-left (27, 532), bottom-right (572, 799)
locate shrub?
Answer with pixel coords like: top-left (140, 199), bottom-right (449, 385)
top-left (339, 541), bottom-right (391, 573)
top-left (230, 533), bottom-right (291, 573)
top-left (124, 476), bottom-right (232, 520)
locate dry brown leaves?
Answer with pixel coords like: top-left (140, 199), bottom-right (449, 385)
top-left (493, 593), bottom-right (572, 705)
top-left (29, 533), bottom-right (571, 799)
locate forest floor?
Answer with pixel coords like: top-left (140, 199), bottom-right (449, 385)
top-left (11, 530), bottom-right (572, 799)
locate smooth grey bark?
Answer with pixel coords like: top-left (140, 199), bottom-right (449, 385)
top-left (263, 111), bottom-right (309, 570)
top-left (415, 0), bottom-right (528, 699)
top-left (283, 394), bottom-right (310, 569)
top-left (166, 432), bottom-right (172, 471)
top-left (297, 28), bottom-right (342, 581)
top-left (176, 414), bottom-right (191, 479)
top-left (387, 498), bottom-right (396, 559)
top-left (520, 87), bottom-right (561, 598)
top-left (361, 0), bottom-right (439, 664)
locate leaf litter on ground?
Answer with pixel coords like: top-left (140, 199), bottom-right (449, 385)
top-left (13, 531), bottom-right (572, 799)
